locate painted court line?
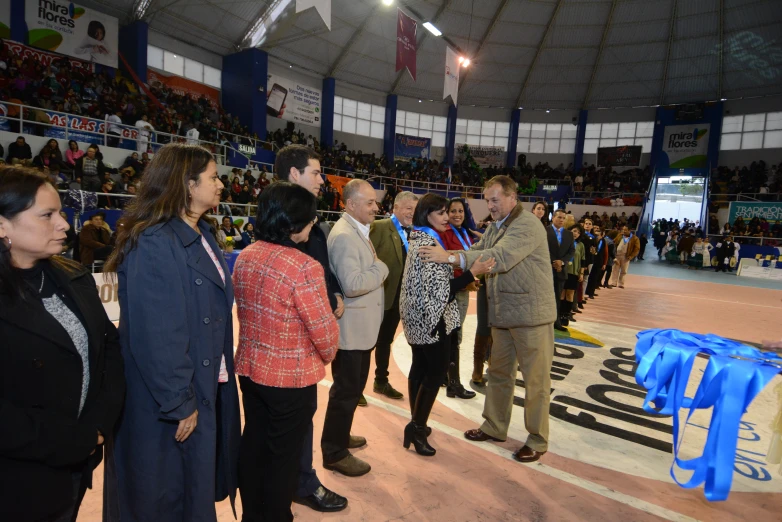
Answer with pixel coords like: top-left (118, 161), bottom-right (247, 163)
top-left (318, 379), bottom-right (700, 522)
top-left (626, 288), bottom-right (782, 309)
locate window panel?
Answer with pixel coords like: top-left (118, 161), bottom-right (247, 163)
top-left (617, 138), bottom-right (635, 146)
top-left (600, 138), bottom-right (617, 148)
top-left (481, 121), bottom-right (495, 136)
top-left (635, 137), bottom-right (652, 152)
top-left (585, 123), bottom-right (601, 139)
top-left (721, 115), bottom-right (743, 134)
top-left (355, 119), bottom-right (370, 136)
top-left (419, 114), bottom-right (433, 131)
top-left (764, 130), bottom-right (782, 149)
top-left (404, 128), bottom-right (417, 137)
top-left (342, 116), bottom-right (356, 135)
top-left (397, 110), bottom-right (406, 123)
top-left (333, 114), bottom-right (342, 132)
top-left (466, 134), bottom-right (480, 146)
top-left (516, 138), bottom-right (529, 153)
top-left (518, 122), bottom-right (531, 138)
top-left (741, 132), bottom-right (763, 149)
top-left (545, 124), bottom-right (561, 139)
top-left (583, 139), bottom-right (599, 154)
top-left (635, 122), bottom-right (655, 137)
top-left (561, 125), bottom-right (577, 139)
top-left (418, 130), bottom-right (432, 139)
top-left (434, 116), bottom-right (447, 132)
top-left (147, 45), bottom-right (163, 69)
top-left (601, 123), bottom-right (618, 138)
top-left (544, 139), bottom-right (559, 153)
top-left (342, 98), bottom-right (357, 117)
top-left (334, 96), bottom-right (343, 114)
top-left (495, 122), bottom-right (509, 138)
top-left (719, 133), bottom-right (741, 150)
top-left (203, 66), bottom-right (221, 89)
top-left (467, 119), bottom-right (481, 135)
top-left (559, 138), bottom-right (576, 154)
top-left (163, 51), bottom-right (184, 76)
top-left (529, 138), bottom-right (544, 153)
top-left (395, 125), bottom-right (405, 135)
top-left (531, 124), bottom-right (546, 139)
top-left (766, 112), bottom-right (782, 131)
top-left (455, 133), bottom-right (466, 144)
top-left (405, 112), bottom-right (419, 128)
top-left (356, 102), bottom-right (371, 121)
top-left (743, 113), bottom-right (765, 132)
top-left (432, 131), bottom-right (446, 148)
top-left (370, 121), bottom-right (384, 139)
top-left (480, 135), bottom-right (494, 146)
top-left (184, 59), bottom-right (203, 82)
top-left (618, 122), bottom-right (636, 138)
top-left (371, 105), bottom-right (385, 123)
top-left (494, 137), bottom-right (506, 148)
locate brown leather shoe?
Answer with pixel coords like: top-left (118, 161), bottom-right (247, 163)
top-left (464, 428), bottom-right (504, 442)
top-left (348, 435), bottom-right (366, 449)
top-left (513, 445), bottom-right (546, 463)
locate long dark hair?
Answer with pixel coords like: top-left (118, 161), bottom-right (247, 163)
top-left (105, 144), bottom-right (216, 273)
top-left (0, 167), bottom-right (81, 299)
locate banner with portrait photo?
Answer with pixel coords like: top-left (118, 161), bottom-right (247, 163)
top-left (266, 74), bottom-right (322, 127)
top-left (395, 133), bottom-right (431, 160)
top-left (25, 1), bottom-right (119, 68)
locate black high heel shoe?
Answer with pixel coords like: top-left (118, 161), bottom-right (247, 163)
top-left (403, 422), bottom-right (436, 456)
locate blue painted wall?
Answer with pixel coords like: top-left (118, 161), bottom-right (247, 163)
top-left (506, 109), bottom-right (520, 168)
top-left (573, 109), bottom-right (588, 171)
top-left (222, 48), bottom-right (268, 138)
top-left (118, 21), bottom-right (148, 81)
top-left (321, 77), bottom-right (335, 149)
top-left (445, 104), bottom-right (457, 166)
top-left (383, 94), bottom-right (398, 164)
top-left (10, 0), bottom-right (25, 43)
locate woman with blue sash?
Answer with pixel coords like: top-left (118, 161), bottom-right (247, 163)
top-left (399, 195), bottom-right (495, 456)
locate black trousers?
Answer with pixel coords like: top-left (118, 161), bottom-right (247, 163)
top-left (552, 273), bottom-right (565, 320)
top-left (295, 394), bottom-right (321, 498)
top-left (374, 286), bottom-right (401, 384)
top-left (321, 349), bottom-right (372, 464)
top-left (238, 377), bottom-right (317, 522)
top-left (409, 321), bottom-right (451, 392)
top-left (603, 263), bottom-right (613, 286)
top-left (586, 265), bottom-right (604, 296)
top-left (43, 472), bottom-right (86, 522)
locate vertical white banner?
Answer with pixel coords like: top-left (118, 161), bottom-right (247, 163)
top-left (443, 46), bottom-right (460, 106)
top-left (296, 0), bottom-right (331, 30)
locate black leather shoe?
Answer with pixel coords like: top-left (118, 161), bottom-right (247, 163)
top-left (446, 381), bottom-right (476, 399)
top-left (554, 324), bottom-right (568, 332)
top-left (373, 380), bottom-right (404, 400)
top-left (293, 485), bottom-right (348, 512)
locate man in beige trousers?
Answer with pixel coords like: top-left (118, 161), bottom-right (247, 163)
top-left (420, 175), bottom-right (556, 463)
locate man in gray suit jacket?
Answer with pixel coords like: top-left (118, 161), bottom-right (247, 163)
top-left (420, 175), bottom-right (555, 464)
top-left (321, 180), bottom-right (389, 477)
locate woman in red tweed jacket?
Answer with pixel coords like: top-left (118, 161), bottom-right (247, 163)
top-left (233, 182), bottom-right (338, 522)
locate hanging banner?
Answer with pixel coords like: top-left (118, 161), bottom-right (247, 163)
top-left (148, 69), bottom-right (220, 108)
top-left (597, 145), bottom-right (642, 167)
top-left (25, 1), bottom-right (119, 68)
top-left (662, 124), bottom-right (710, 169)
top-left (456, 143), bottom-right (505, 167)
top-left (266, 73), bottom-right (322, 127)
top-left (395, 133), bottom-right (430, 160)
top-left (395, 9), bottom-right (417, 81)
top-left (296, 0), bottom-right (331, 30)
top-left (2, 40), bottom-right (95, 71)
top-left (443, 46), bottom-right (459, 105)
top-left (0, 0), bottom-right (10, 39)
top-left (729, 202), bottom-right (782, 225)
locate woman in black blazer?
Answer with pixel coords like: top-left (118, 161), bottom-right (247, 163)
top-left (0, 167), bottom-right (125, 522)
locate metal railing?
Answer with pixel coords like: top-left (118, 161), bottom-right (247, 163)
top-left (704, 233), bottom-right (781, 247)
top-left (708, 192), bottom-right (782, 203)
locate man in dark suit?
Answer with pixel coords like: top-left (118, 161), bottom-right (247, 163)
top-left (369, 191), bottom-right (418, 402)
top-left (586, 224), bottom-right (608, 299)
top-left (547, 209), bottom-right (575, 331)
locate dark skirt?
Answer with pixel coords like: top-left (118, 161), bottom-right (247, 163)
top-left (564, 273), bottom-right (579, 290)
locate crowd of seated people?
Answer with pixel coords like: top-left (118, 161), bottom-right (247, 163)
top-left (711, 161), bottom-right (782, 197)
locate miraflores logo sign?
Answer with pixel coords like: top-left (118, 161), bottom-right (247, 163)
top-left (662, 123), bottom-right (710, 169)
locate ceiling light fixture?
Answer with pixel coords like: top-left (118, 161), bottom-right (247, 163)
top-left (418, 99), bottom-right (422, 103)
top-left (461, 58), bottom-right (471, 67)
top-left (382, 0), bottom-right (393, 6)
top-left (423, 22), bottom-right (442, 36)
top-left (546, 109), bottom-right (550, 113)
top-left (720, 98), bottom-right (727, 101)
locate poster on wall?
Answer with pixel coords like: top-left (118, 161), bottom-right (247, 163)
top-left (597, 145), bottom-right (642, 167)
top-left (266, 73), bottom-right (322, 127)
top-left (0, 0), bottom-right (10, 39)
top-left (148, 70), bottom-right (220, 108)
top-left (395, 133), bottom-right (431, 160)
top-left (729, 202), bottom-right (782, 225)
top-left (25, 1), bottom-right (118, 68)
top-left (456, 143), bottom-right (505, 167)
top-left (661, 124), bottom-right (710, 169)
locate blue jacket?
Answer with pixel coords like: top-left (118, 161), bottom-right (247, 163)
top-left (106, 217), bottom-right (241, 521)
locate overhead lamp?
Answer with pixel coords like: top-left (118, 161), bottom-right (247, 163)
top-left (423, 22), bottom-right (442, 36)
top-left (382, 0), bottom-right (393, 5)
top-left (546, 109), bottom-right (550, 113)
top-left (459, 57), bottom-right (470, 67)
top-left (418, 99), bottom-right (422, 103)
top-left (720, 98), bottom-right (727, 101)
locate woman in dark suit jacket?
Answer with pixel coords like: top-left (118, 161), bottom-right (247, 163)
top-left (103, 144), bottom-right (241, 522)
top-left (0, 167), bottom-right (125, 522)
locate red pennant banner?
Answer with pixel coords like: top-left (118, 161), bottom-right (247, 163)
top-left (396, 9), bottom-right (417, 81)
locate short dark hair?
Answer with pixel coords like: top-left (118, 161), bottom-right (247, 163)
top-left (274, 145), bottom-right (320, 182)
top-left (570, 224), bottom-right (584, 237)
top-left (255, 182), bottom-right (317, 244)
top-left (87, 20), bottom-right (106, 40)
top-left (92, 211), bottom-right (106, 220)
top-left (447, 197), bottom-right (466, 212)
top-left (413, 194), bottom-right (449, 228)
top-left (554, 209), bottom-right (567, 217)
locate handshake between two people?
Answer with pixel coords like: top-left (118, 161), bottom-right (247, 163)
top-left (418, 244), bottom-right (496, 277)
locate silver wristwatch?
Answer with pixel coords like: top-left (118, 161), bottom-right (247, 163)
top-left (448, 254), bottom-right (457, 264)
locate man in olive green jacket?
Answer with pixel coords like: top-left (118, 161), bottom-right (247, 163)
top-left (420, 175), bottom-right (555, 463)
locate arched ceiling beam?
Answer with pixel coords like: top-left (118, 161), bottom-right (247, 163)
top-left (390, 0), bottom-right (454, 94)
top-left (514, 0), bottom-right (563, 109)
top-left (326, 3), bottom-right (382, 77)
top-left (458, 0), bottom-right (511, 89)
top-left (718, 0), bottom-right (724, 98)
top-left (235, 2), bottom-right (275, 50)
top-left (660, 0), bottom-right (679, 106)
top-left (582, 0), bottom-right (618, 109)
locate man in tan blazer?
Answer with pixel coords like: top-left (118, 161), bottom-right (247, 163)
top-left (420, 175), bottom-right (555, 463)
top-left (368, 191), bottom-right (418, 402)
top-left (322, 179), bottom-right (388, 477)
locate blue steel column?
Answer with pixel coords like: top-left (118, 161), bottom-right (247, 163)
top-left (573, 109), bottom-right (588, 170)
top-left (321, 77), bottom-right (335, 150)
top-left (506, 109), bottom-right (520, 168)
top-left (222, 48), bottom-right (268, 139)
top-left (118, 21), bottom-right (148, 81)
top-left (383, 94), bottom-right (398, 165)
top-left (649, 106), bottom-right (666, 175)
top-left (445, 104), bottom-right (457, 166)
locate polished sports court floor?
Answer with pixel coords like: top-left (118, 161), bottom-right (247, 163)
top-left (77, 260), bottom-right (782, 521)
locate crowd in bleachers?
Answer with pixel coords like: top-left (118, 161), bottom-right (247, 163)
top-left (711, 161), bottom-right (782, 197)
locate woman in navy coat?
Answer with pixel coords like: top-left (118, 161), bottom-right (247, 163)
top-left (104, 144), bottom-right (241, 521)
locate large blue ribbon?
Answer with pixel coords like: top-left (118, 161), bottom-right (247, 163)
top-left (450, 224), bottom-right (472, 250)
top-left (634, 329), bottom-right (781, 501)
top-left (413, 226), bottom-right (446, 249)
top-left (391, 214), bottom-right (409, 251)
